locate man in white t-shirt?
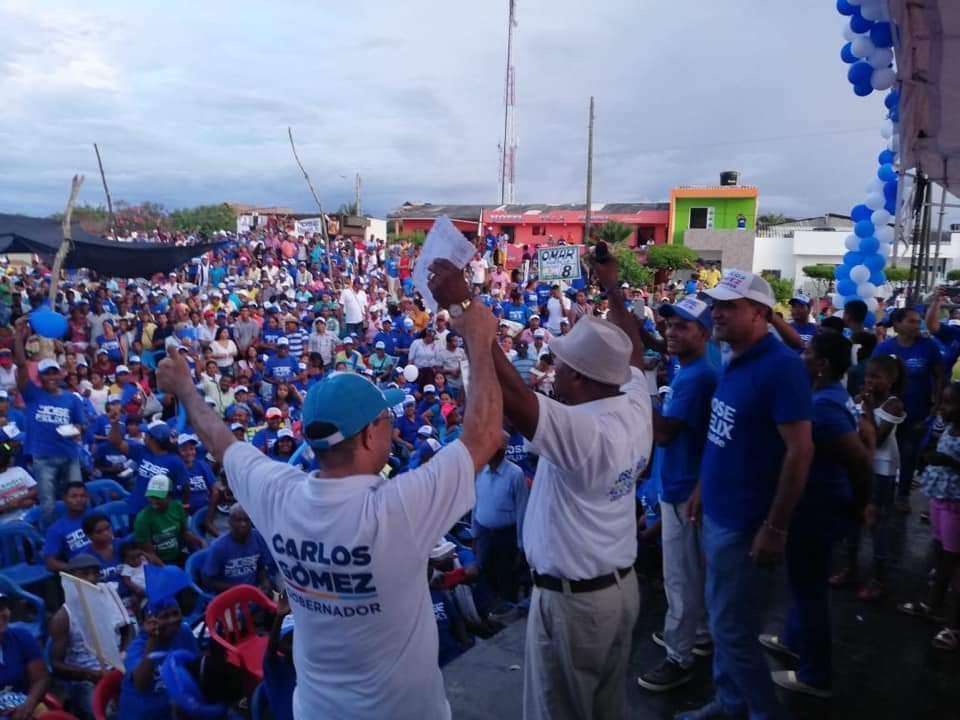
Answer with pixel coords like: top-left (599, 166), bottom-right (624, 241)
top-left (340, 277), bottom-right (368, 337)
top-left (156, 260), bottom-right (503, 720)
top-left (491, 255), bottom-right (652, 720)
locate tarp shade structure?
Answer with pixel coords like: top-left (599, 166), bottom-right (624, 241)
top-left (0, 213), bottom-right (225, 278)
top-left (889, 0), bottom-right (960, 195)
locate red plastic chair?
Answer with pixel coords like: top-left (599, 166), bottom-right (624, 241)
top-left (37, 712), bottom-right (79, 720)
top-left (92, 669), bottom-right (123, 720)
top-left (205, 584), bottom-right (277, 680)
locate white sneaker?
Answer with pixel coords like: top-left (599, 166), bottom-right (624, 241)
top-left (771, 670), bottom-right (832, 699)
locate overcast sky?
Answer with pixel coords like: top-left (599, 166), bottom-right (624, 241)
top-left (0, 0), bottom-right (928, 220)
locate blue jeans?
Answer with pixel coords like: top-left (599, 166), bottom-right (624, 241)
top-left (32, 456), bottom-right (82, 524)
top-left (703, 515), bottom-right (780, 720)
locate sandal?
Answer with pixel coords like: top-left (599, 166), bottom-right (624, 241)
top-left (857, 579), bottom-right (886, 602)
top-left (829, 567), bottom-right (857, 589)
top-left (897, 600), bottom-right (944, 623)
top-left (932, 628), bottom-right (959, 651)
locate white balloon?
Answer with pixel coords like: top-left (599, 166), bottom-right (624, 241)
top-left (889, 134), bottom-right (900, 152)
top-left (851, 34), bottom-right (876, 58)
top-left (878, 241), bottom-right (892, 257)
top-left (866, 191), bottom-right (885, 210)
top-left (872, 67), bottom-right (896, 91)
top-left (402, 365), bottom-right (419, 383)
top-left (857, 282), bottom-right (878, 298)
top-left (850, 264), bottom-right (871, 284)
top-left (843, 23), bottom-right (858, 42)
top-left (860, 2), bottom-right (884, 21)
top-left (844, 234), bottom-right (861, 252)
top-left (867, 177), bottom-right (885, 194)
top-left (832, 293), bottom-right (847, 309)
top-left (868, 47), bottom-right (894, 69)
top-left (866, 297), bottom-right (879, 312)
top-left (876, 225), bottom-right (894, 243)
top-left (871, 209), bottom-right (891, 225)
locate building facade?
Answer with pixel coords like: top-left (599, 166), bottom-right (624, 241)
top-left (668, 186), bottom-right (759, 245)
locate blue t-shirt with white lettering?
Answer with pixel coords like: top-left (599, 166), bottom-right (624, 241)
top-left (934, 323), bottom-right (960, 370)
top-left (652, 356), bottom-right (718, 504)
top-left (119, 623), bottom-right (199, 720)
top-left (125, 444), bottom-right (189, 515)
top-left (872, 336), bottom-right (943, 423)
top-left (700, 334), bottom-right (813, 532)
top-left (800, 383), bottom-right (857, 509)
top-left (266, 356), bottom-right (299, 384)
top-left (203, 530), bottom-right (273, 587)
top-left (503, 303), bottom-right (530, 325)
top-left (183, 458), bottom-right (215, 510)
top-left (44, 514), bottom-right (92, 562)
top-left (789, 321), bottom-right (818, 350)
top-left (23, 384), bottom-right (85, 460)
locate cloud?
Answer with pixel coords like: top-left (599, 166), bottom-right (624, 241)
top-left (0, 0), bottom-right (923, 224)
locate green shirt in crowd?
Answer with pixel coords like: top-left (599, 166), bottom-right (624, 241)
top-left (134, 500), bottom-right (188, 564)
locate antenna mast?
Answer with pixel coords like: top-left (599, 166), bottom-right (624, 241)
top-left (499, 0), bottom-right (518, 205)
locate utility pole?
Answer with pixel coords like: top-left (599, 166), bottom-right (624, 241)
top-left (583, 96), bottom-right (595, 244)
top-left (499, 0), bottom-right (518, 205)
top-left (355, 173), bottom-right (362, 217)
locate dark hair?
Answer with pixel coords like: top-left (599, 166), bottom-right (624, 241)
top-left (851, 330), bottom-right (877, 364)
top-left (866, 354), bottom-right (906, 397)
top-left (810, 332), bottom-right (852, 378)
top-left (64, 481), bottom-right (86, 495)
top-left (82, 512), bottom-right (111, 536)
top-left (844, 300), bottom-right (868, 324)
top-left (889, 307), bottom-right (919, 326)
top-left (119, 541), bottom-right (140, 559)
top-left (820, 316), bottom-right (847, 333)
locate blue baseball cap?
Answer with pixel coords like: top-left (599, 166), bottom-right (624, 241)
top-left (302, 373), bottom-right (404, 449)
top-left (659, 296), bottom-right (714, 330)
top-left (146, 421), bottom-right (173, 442)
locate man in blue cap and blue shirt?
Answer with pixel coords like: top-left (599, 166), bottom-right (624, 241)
top-left (637, 295), bottom-right (718, 693)
top-left (155, 259), bottom-right (503, 720)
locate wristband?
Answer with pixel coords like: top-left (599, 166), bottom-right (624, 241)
top-left (763, 520), bottom-right (787, 537)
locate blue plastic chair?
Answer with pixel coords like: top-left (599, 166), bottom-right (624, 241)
top-left (250, 682), bottom-right (268, 720)
top-left (0, 573), bottom-right (46, 640)
top-left (85, 479), bottom-right (130, 507)
top-left (23, 501), bottom-right (67, 530)
top-left (190, 505), bottom-right (208, 538)
top-left (97, 500), bottom-right (133, 538)
top-left (0, 523), bottom-right (53, 588)
top-left (183, 548), bottom-right (215, 625)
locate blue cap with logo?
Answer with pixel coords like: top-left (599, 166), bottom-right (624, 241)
top-left (659, 296), bottom-right (713, 330)
top-left (302, 373), bottom-right (404, 449)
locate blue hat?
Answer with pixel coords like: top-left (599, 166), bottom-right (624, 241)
top-left (302, 373), bottom-right (404, 449)
top-left (659, 296), bottom-right (714, 330)
top-left (146, 421), bottom-right (173, 442)
top-left (788, 293), bottom-right (811, 307)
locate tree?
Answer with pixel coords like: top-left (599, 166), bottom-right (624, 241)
top-left (337, 201), bottom-right (359, 215)
top-left (168, 204), bottom-right (236, 236)
top-left (947, 269), bottom-right (960, 282)
top-left (761, 272), bottom-right (794, 305)
top-left (801, 264), bottom-right (837, 296)
top-left (612, 244), bottom-right (653, 288)
top-left (596, 221), bottom-right (633, 246)
top-left (758, 213), bottom-right (792, 228)
top-left (885, 266), bottom-right (910, 283)
top-left (645, 244), bottom-right (699, 273)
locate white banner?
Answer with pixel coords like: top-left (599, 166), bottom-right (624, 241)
top-left (537, 245), bottom-right (583, 281)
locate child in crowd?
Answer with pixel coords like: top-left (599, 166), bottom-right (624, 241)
top-left (119, 542), bottom-right (148, 616)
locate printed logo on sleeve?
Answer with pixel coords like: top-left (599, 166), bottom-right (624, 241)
top-left (707, 397), bottom-right (737, 448)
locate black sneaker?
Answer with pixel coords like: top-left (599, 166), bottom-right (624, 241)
top-left (638, 659), bottom-right (694, 692)
top-left (652, 631), bottom-right (713, 657)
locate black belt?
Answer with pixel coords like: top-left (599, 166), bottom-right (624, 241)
top-left (532, 566), bottom-right (633, 594)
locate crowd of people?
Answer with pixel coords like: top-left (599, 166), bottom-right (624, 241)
top-left (0, 220), bottom-right (955, 720)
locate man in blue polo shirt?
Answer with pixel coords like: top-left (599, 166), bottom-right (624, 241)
top-left (677, 270), bottom-right (813, 720)
top-left (787, 293), bottom-right (817, 350)
top-left (637, 296), bottom-right (718, 693)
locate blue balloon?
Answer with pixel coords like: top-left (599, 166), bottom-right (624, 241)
top-left (851, 204), bottom-right (873, 222)
top-left (863, 310), bottom-right (877, 328)
top-left (859, 236), bottom-right (880, 254)
top-left (837, 279), bottom-right (857, 297)
top-left (864, 253), bottom-right (885, 272)
top-left (837, 0), bottom-right (856, 15)
top-left (884, 89), bottom-right (900, 110)
top-left (834, 264), bottom-right (851, 281)
top-left (28, 308), bottom-right (68, 339)
top-left (850, 12), bottom-right (875, 34)
top-left (853, 83), bottom-right (873, 97)
top-left (878, 149), bottom-right (895, 165)
top-left (843, 251), bottom-right (865, 267)
top-left (840, 42), bottom-right (858, 64)
top-left (889, 107), bottom-right (900, 123)
top-left (884, 198), bottom-right (897, 214)
top-left (884, 180), bottom-right (898, 201)
top-left (870, 271), bottom-right (887, 286)
top-left (854, 220), bottom-right (875, 238)
top-left (870, 21), bottom-right (894, 48)
top-left (878, 163), bottom-right (897, 182)
top-left (848, 61), bottom-right (874, 86)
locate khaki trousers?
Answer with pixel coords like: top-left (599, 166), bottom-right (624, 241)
top-left (523, 569), bottom-right (640, 720)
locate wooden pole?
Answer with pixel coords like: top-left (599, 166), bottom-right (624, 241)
top-left (287, 127), bottom-right (332, 275)
top-left (583, 96), bottom-right (595, 244)
top-left (93, 143), bottom-right (114, 236)
top-left (50, 175), bottom-right (84, 305)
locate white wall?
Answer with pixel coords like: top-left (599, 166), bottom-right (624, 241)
top-left (366, 218), bottom-right (387, 242)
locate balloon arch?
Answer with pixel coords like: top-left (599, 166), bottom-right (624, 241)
top-left (833, 0), bottom-right (900, 319)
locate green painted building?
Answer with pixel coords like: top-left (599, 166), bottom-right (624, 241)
top-left (668, 186), bottom-right (759, 245)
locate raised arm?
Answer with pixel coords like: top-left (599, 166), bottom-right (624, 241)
top-left (428, 260), bottom-right (503, 471)
top-left (590, 250), bottom-right (646, 369)
top-left (12, 316), bottom-right (31, 395)
top-left (926, 288), bottom-right (945, 335)
top-left (157, 349), bottom-right (236, 465)
top-left (769, 313), bottom-right (803, 351)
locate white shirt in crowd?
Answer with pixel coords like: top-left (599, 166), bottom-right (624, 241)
top-left (224, 439), bottom-right (477, 720)
top-left (408, 338), bottom-right (440, 369)
top-left (523, 367), bottom-right (652, 579)
top-left (0, 466), bottom-right (36, 522)
top-left (544, 295), bottom-right (569, 335)
top-left (468, 259), bottom-right (487, 286)
top-left (341, 288), bottom-right (368, 325)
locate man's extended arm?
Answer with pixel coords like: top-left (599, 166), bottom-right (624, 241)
top-left (12, 317), bottom-right (30, 395)
top-left (591, 253), bottom-right (645, 369)
top-left (926, 289), bottom-right (945, 335)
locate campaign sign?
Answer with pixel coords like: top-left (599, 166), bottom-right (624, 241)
top-left (537, 245), bottom-right (583, 282)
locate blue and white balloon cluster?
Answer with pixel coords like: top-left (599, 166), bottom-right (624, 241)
top-left (837, 0), bottom-right (897, 96)
top-left (832, 0), bottom-right (900, 315)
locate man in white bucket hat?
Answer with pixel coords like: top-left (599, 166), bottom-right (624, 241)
top-left (490, 252), bottom-right (652, 719)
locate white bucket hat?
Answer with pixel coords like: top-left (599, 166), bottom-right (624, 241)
top-left (548, 315), bottom-right (632, 386)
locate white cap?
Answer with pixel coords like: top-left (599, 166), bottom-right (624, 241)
top-left (344, 337), bottom-right (354, 344)
top-left (106, 394), bottom-right (122, 405)
top-left (276, 337), bottom-right (289, 346)
top-left (425, 438), bottom-right (442, 452)
top-left (374, 341), bottom-right (386, 349)
top-left (423, 384), bottom-right (436, 393)
top-left (533, 329), bottom-right (546, 338)
top-left (230, 422), bottom-right (244, 431)
top-left (548, 315), bottom-right (632, 386)
top-left (430, 539), bottom-right (457, 560)
top-left (265, 407), bottom-right (283, 418)
top-left (417, 425), bottom-right (434, 437)
top-left (703, 269), bottom-right (775, 309)
top-left (403, 395), bottom-right (416, 406)
top-left (277, 428), bottom-right (295, 439)
top-left (234, 385), bottom-right (248, 393)
top-left (38, 358), bottom-right (61, 373)
top-left (115, 365), bottom-right (130, 375)
top-left (128, 355), bottom-right (141, 363)
top-left (177, 433), bottom-right (199, 446)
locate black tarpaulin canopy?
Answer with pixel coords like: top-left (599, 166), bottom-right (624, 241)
top-left (0, 213), bottom-right (226, 278)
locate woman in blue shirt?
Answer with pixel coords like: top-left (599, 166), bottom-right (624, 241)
top-left (762, 332), bottom-right (872, 698)
top-left (0, 593), bottom-right (48, 719)
top-left (96, 319), bottom-right (127, 367)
